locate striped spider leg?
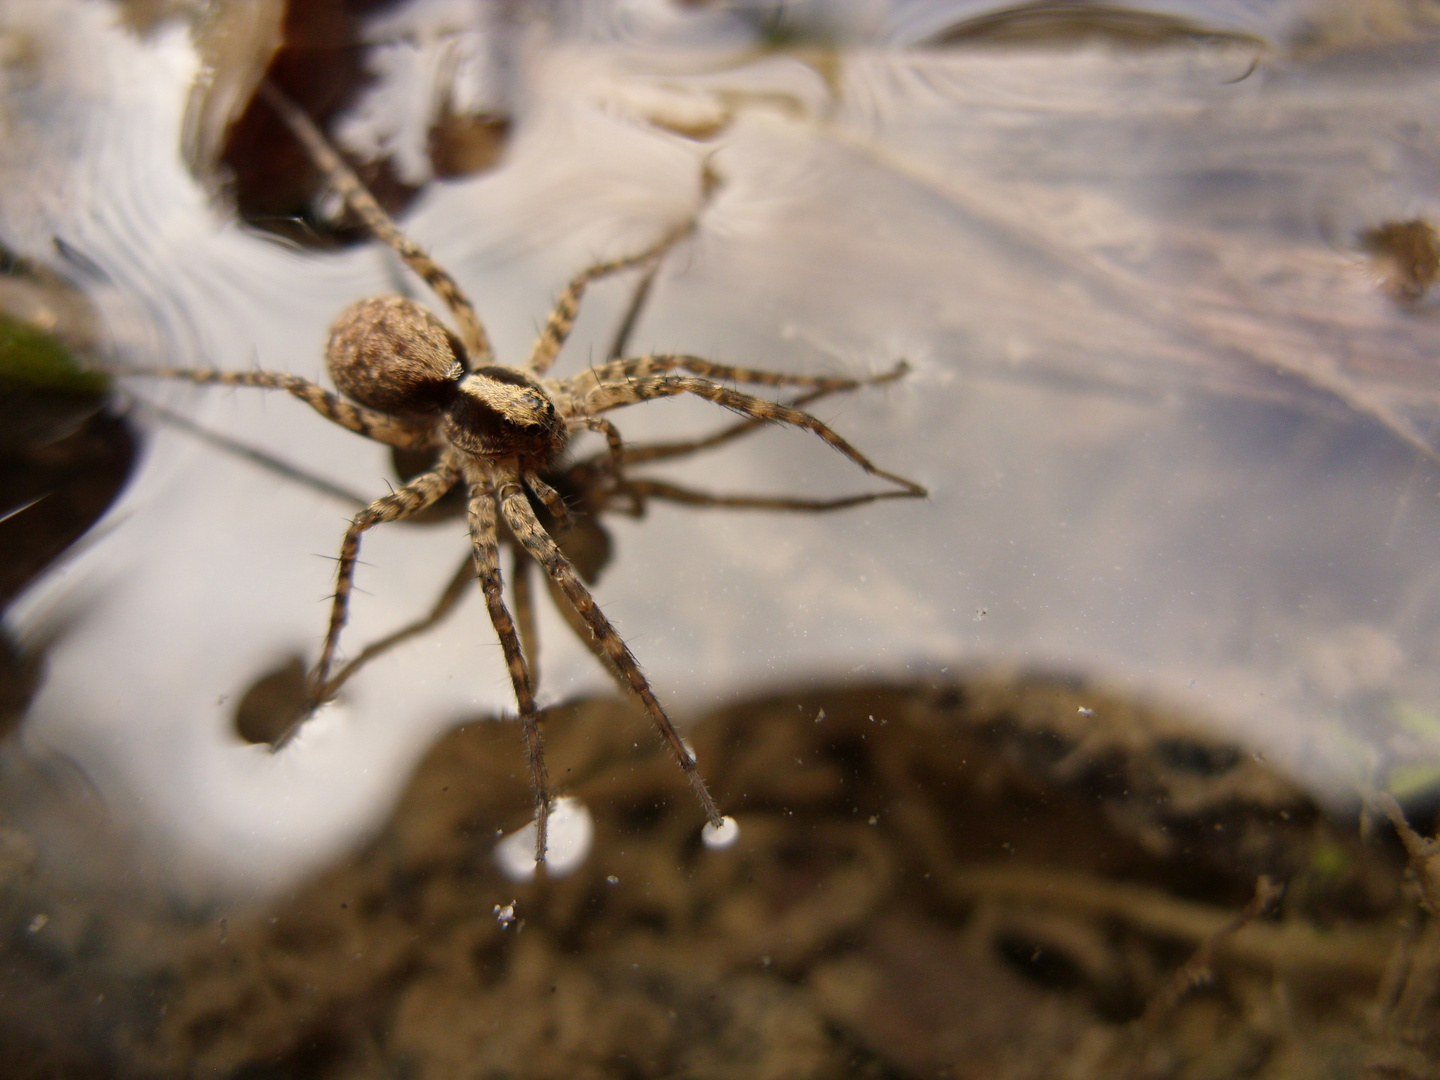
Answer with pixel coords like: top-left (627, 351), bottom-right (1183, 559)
top-left (336, 339), bottom-right (916, 702)
top-left (127, 81), bottom-right (925, 862)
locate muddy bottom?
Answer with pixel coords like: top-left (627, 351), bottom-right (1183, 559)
top-left (1, 674), bottom-right (1436, 1079)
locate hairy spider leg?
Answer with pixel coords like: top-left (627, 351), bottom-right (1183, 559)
top-left (129, 368), bottom-right (433, 449)
top-left (522, 471), bottom-right (572, 529)
top-left (522, 160), bottom-right (730, 378)
top-left (565, 384), bottom-right (920, 517)
top-left (579, 369), bottom-right (928, 497)
top-left (495, 477), bottom-right (724, 831)
top-left (258, 80), bottom-right (495, 367)
top-left (609, 360), bottom-right (912, 468)
top-left (572, 413), bottom-right (626, 448)
top-left (319, 553), bottom-right (474, 702)
top-left (310, 459), bottom-right (464, 719)
top-left (468, 482), bottom-right (551, 860)
top-left (580, 362), bottom-right (920, 514)
top-left (523, 218), bottom-right (701, 376)
top-left (604, 257), bottom-right (664, 361)
top-left (566, 354), bottom-right (885, 400)
top-left (509, 548), bottom-right (541, 689)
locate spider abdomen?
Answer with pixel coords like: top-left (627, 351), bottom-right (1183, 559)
top-left (327, 295), bottom-right (464, 415)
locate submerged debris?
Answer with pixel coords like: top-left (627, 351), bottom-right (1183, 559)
top-left (0, 674), bottom-right (1419, 1079)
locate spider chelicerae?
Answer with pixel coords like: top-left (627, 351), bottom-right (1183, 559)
top-left (130, 81), bottom-right (926, 862)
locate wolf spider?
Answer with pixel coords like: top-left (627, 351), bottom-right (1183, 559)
top-left (130, 81), bottom-right (925, 862)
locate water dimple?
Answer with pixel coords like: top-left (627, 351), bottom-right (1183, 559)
top-left (494, 796), bottom-right (595, 881)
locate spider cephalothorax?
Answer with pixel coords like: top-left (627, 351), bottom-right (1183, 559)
top-left (131, 80), bottom-right (925, 864)
top-left (445, 367), bottom-right (565, 462)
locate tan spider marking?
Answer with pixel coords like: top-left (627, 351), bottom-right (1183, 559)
top-left (128, 80), bottom-right (926, 862)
